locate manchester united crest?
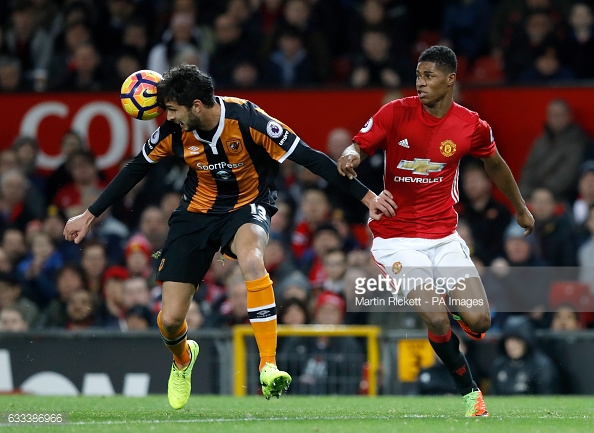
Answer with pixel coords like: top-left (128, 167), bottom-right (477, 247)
top-left (440, 140), bottom-right (456, 157)
top-left (392, 261), bottom-right (402, 274)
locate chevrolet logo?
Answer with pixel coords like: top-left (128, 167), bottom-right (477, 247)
top-left (397, 158), bottom-right (446, 175)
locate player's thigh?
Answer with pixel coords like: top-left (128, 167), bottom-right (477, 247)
top-left (370, 238), bottom-right (434, 301)
top-left (224, 203), bottom-right (271, 259)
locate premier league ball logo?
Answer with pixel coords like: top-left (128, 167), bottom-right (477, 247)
top-left (266, 120), bottom-right (283, 138)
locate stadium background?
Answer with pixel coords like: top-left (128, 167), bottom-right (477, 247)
top-left (1, 0), bottom-right (594, 399)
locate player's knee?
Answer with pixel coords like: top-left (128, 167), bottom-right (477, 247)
top-left (159, 312), bottom-right (186, 333)
top-left (237, 252), bottom-right (266, 280)
top-left (423, 313), bottom-right (451, 334)
top-left (468, 312), bottom-right (491, 333)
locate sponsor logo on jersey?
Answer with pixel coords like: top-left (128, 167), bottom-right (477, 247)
top-left (278, 130), bottom-right (290, 146)
top-left (440, 140), bottom-right (456, 157)
top-left (398, 138), bottom-right (409, 148)
top-left (197, 161), bottom-right (245, 171)
top-left (360, 117), bottom-right (373, 133)
top-left (256, 309), bottom-right (272, 318)
top-left (397, 158), bottom-right (446, 175)
top-left (266, 120), bottom-right (283, 138)
top-left (188, 145), bottom-right (200, 155)
top-left (392, 262), bottom-right (402, 274)
top-left (393, 176), bottom-right (443, 183)
top-left (225, 140), bottom-right (242, 154)
top-left (216, 170), bottom-right (231, 180)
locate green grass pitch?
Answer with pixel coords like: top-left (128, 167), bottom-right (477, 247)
top-left (1, 395), bottom-right (593, 432)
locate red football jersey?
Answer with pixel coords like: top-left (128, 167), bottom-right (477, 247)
top-left (354, 96), bottom-right (496, 239)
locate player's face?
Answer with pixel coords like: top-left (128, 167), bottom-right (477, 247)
top-left (165, 100), bottom-right (201, 131)
top-left (416, 62), bottom-right (454, 107)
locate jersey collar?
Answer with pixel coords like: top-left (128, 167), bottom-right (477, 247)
top-left (192, 96), bottom-right (225, 155)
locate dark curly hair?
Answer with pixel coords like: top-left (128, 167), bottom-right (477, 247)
top-left (418, 45), bottom-right (457, 74)
top-left (156, 64), bottom-right (215, 109)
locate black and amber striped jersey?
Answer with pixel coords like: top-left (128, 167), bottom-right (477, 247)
top-left (88, 97), bottom-right (370, 218)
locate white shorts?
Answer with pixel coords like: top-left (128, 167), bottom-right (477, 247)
top-left (370, 233), bottom-right (479, 299)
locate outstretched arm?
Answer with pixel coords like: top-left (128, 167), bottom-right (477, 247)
top-left (63, 153), bottom-right (154, 244)
top-left (288, 143), bottom-right (395, 220)
top-left (482, 150), bottom-right (534, 235)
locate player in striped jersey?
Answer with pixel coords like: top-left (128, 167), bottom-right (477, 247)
top-left (63, 64), bottom-right (396, 409)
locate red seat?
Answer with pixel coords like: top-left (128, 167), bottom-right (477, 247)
top-left (549, 281), bottom-right (594, 328)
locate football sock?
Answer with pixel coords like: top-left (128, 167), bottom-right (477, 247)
top-left (157, 311), bottom-right (191, 367)
top-left (246, 273), bottom-right (277, 371)
top-left (428, 328), bottom-right (477, 396)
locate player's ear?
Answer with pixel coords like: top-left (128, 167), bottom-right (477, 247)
top-left (192, 99), bottom-right (202, 113)
top-left (447, 72), bottom-right (456, 87)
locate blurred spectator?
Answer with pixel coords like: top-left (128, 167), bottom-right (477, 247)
top-left (262, 25), bottom-right (316, 87)
top-left (550, 304), bottom-right (582, 330)
top-left (517, 43), bottom-right (575, 83)
top-left (0, 168), bottom-right (45, 233)
top-left (275, 270), bottom-right (310, 303)
top-left (65, 288), bottom-right (96, 330)
top-left (107, 46), bottom-right (142, 90)
top-left (44, 130), bottom-right (87, 203)
top-left (457, 162), bottom-right (511, 264)
top-left (125, 304), bottom-right (152, 330)
top-left (124, 234), bottom-right (153, 280)
top-left (502, 9), bottom-right (561, 82)
top-left (95, 265), bottom-right (128, 329)
top-left (0, 149), bottom-right (19, 177)
top-left (278, 291), bottom-right (364, 394)
top-left (0, 248), bottom-right (12, 274)
top-left (578, 204), bottom-right (594, 288)
top-left (80, 240), bottom-right (108, 294)
top-left (253, 0), bottom-right (284, 38)
top-left (205, 273), bottom-right (250, 328)
top-left (350, 29), bottom-right (407, 89)
top-left (4, 0), bottom-right (54, 89)
top-left (301, 223), bottom-right (343, 290)
top-left (53, 150), bottom-right (106, 218)
top-left (573, 161), bottom-right (594, 230)
top-left (208, 13), bottom-right (253, 88)
top-left (0, 271), bottom-right (38, 327)
top-left (291, 187), bottom-right (331, 261)
top-left (278, 296), bottom-right (309, 325)
top-left (560, 2), bottom-right (594, 80)
top-left (186, 298), bottom-right (204, 330)
top-left (519, 99), bottom-right (588, 203)
top-left (320, 248), bottom-right (347, 295)
top-left (529, 187), bottom-right (577, 266)
top-left (94, 0), bottom-right (137, 56)
top-left (12, 136), bottom-right (45, 194)
top-left (41, 263), bottom-right (87, 328)
top-left (16, 231), bottom-right (62, 309)
top-left (159, 191), bottom-right (181, 219)
top-left (148, 10), bottom-right (209, 75)
top-left (41, 208), bottom-right (78, 266)
top-left (121, 19), bottom-right (150, 66)
top-left (490, 315), bottom-right (559, 394)
top-left (0, 305), bottom-right (28, 331)
top-left (1, 228), bottom-right (27, 271)
top-left (123, 276), bottom-right (152, 312)
top-left (230, 60), bottom-right (260, 88)
top-left (262, 0), bottom-right (331, 83)
top-left (264, 234), bottom-right (296, 286)
top-left (57, 41), bottom-right (106, 91)
top-left (0, 55), bottom-right (27, 91)
top-left (440, 0), bottom-right (492, 61)
top-left (47, 20), bottom-right (94, 91)
top-left (138, 206), bottom-right (168, 252)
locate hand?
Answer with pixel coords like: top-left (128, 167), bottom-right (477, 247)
top-left (515, 207), bottom-right (535, 236)
top-left (63, 209), bottom-right (96, 244)
top-left (337, 152), bottom-right (361, 180)
top-left (363, 190), bottom-right (397, 221)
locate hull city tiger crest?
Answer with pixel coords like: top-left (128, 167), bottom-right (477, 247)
top-left (440, 140), bottom-right (456, 157)
top-left (225, 139), bottom-right (243, 154)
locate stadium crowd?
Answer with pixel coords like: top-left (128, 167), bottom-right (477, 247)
top-left (0, 0), bottom-right (594, 92)
top-left (1, 0), bottom-right (594, 395)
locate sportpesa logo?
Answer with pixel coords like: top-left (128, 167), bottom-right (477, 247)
top-left (196, 161), bottom-right (245, 170)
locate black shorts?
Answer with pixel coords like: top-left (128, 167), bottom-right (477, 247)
top-left (156, 203), bottom-right (272, 287)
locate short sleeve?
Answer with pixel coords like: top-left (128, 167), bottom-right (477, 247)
top-left (248, 105), bottom-right (300, 163)
top-left (469, 118), bottom-right (496, 159)
top-left (352, 102), bottom-right (393, 155)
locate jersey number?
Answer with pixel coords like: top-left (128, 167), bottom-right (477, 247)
top-left (250, 204), bottom-right (267, 221)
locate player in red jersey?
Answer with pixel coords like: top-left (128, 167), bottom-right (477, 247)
top-left (338, 46), bottom-right (535, 417)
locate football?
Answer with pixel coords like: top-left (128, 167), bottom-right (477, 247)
top-left (120, 70), bottom-right (164, 120)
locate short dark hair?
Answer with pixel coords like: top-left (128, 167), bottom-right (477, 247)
top-left (157, 64), bottom-right (215, 109)
top-left (418, 45), bottom-right (457, 74)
